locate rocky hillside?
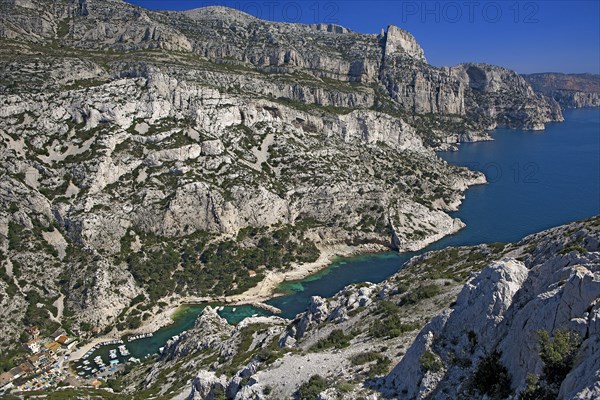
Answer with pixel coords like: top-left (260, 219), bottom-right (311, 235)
top-left (0, 0), bottom-right (562, 368)
top-left (523, 73), bottom-right (600, 108)
top-left (99, 217), bottom-right (599, 400)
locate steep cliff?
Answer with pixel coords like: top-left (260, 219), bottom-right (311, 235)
top-left (523, 73), bottom-right (600, 108)
top-left (452, 63), bottom-right (564, 130)
top-left (384, 217), bottom-right (600, 400)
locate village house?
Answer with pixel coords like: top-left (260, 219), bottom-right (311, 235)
top-left (45, 342), bottom-right (61, 355)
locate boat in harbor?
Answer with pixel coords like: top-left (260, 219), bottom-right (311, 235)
top-left (118, 345), bottom-right (130, 356)
top-left (94, 356), bottom-right (105, 368)
top-left (127, 332), bottom-right (153, 342)
top-left (109, 349), bottom-right (118, 359)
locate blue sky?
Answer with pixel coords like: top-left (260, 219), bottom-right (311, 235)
top-left (125, 0), bottom-right (600, 74)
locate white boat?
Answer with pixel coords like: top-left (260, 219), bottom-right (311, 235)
top-left (82, 360), bottom-right (90, 365)
top-left (232, 308), bottom-right (236, 312)
top-left (159, 347), bottom-right (164, 354)
top-left (118, 345), bottom-right (130, 356)
top-left (78, 372), bottom-right (85, 376)
top-left (109, 349), bottom-right (118, 359)
top-left (91, 369), bottom-right (97, 373)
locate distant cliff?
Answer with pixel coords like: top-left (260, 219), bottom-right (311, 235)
top-left (523, 73), bottom-right (600, 108)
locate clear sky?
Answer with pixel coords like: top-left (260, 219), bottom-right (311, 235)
top-left (125, 0), bottom-right (600, 74)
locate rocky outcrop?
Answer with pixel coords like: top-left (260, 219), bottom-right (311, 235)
top-left (280, 283), bottom-right (377, 346)
top-left (523, 72), bottom-right (600, 108)
top-left (383, 25), bottom-right (426, 62)
top-left (188, 370), bottom-right (227, 400)
top-left (383, 219), bottom-right (600, 399)
top-left (452, 63), bottom-right (564, 130)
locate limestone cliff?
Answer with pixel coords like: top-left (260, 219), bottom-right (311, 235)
top-left (523, 72), bottom-right (600, 108)
top-left (384, 218), bottom-right (600, 400)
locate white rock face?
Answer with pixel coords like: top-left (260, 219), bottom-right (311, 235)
top-left (76, 260), bottom-right (143, 329)
top-left (384, 25), bottom-right (426, 61)
top-left (189, 370), bottom-right (227, 400)
top-left (384, 236), bottom-right (600, 399)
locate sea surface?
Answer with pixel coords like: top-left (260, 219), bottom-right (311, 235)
top-left (81, 108), bottom-right (600, 365)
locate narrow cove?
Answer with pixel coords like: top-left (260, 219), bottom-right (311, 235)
top-left (79, 108), bottom-right (600, 366)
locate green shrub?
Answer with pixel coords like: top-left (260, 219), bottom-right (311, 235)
top-left (368, 356), bottom-right (391, 378)
top-left (402, 284), bottom-right (440, 305)
top-left (471, 351), bottom-right (512, 399)
top-left (538, 329), bottom-right (582, 384)
top-left (369, 300), bottom-right (419, 338)
top-left (336, 382), bottom-right (354, 393)
top-left (296, 375), bottom-right (327, 400)
top-left (351, 351), bottom-right (383, 365)
top-left (520, 329), bottom-right (584, 399)
top-left (420, 351), bottom-right (443, 373)
top-left (313, 329), bottom-right (352, 350)
top-left (559, 245), bottom-right (587, 255)
top-left (370, 315), bottom-right (419, 338)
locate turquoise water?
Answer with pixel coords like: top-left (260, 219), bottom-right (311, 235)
top-left (268, 108), bottom-right (600, 319)
top-left (80, 108), bottom-right (599, 363)
top-left (268, 252), bottom-right (413, 318)
top-left (76, 305), bottom-right (269, 373)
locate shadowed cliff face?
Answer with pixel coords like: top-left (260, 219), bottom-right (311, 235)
top-left (523, 72), bottom-right (600, 108)
top-left (0, 0), bottom-right (562, 358)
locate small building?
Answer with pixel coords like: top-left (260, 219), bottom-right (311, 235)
top-left (248, 270), bottom-right (257, 277)
top-left (0, 371), bottom-right (15, 388)
top-left (56, 335), bottom-right (73, 345)
top-left (17, 362), bottom-right (33, 375)
top-left (29, 352), bottom-right (52, 371)
top-left (65, 340), bottom-right (78, 350)
top-left (50, 328), bottom-right (66, 341)
top-left (45, 342), bottom-right (61, 355)
top-left (24, 339), bottom-right (41, 353)
top-left (25, 325), bottom-right (40, 339)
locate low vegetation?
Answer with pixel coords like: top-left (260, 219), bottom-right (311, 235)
top-left (312, 329), bottom-right (354, 351)
top-left (520, 329), bottom-right (582, 399)
top-left (470, 351), bottom-right (512, 399)
top-left (369, 300), bottom-right (420, 338)
top-left (296, 374), bottom-right (327, 400)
